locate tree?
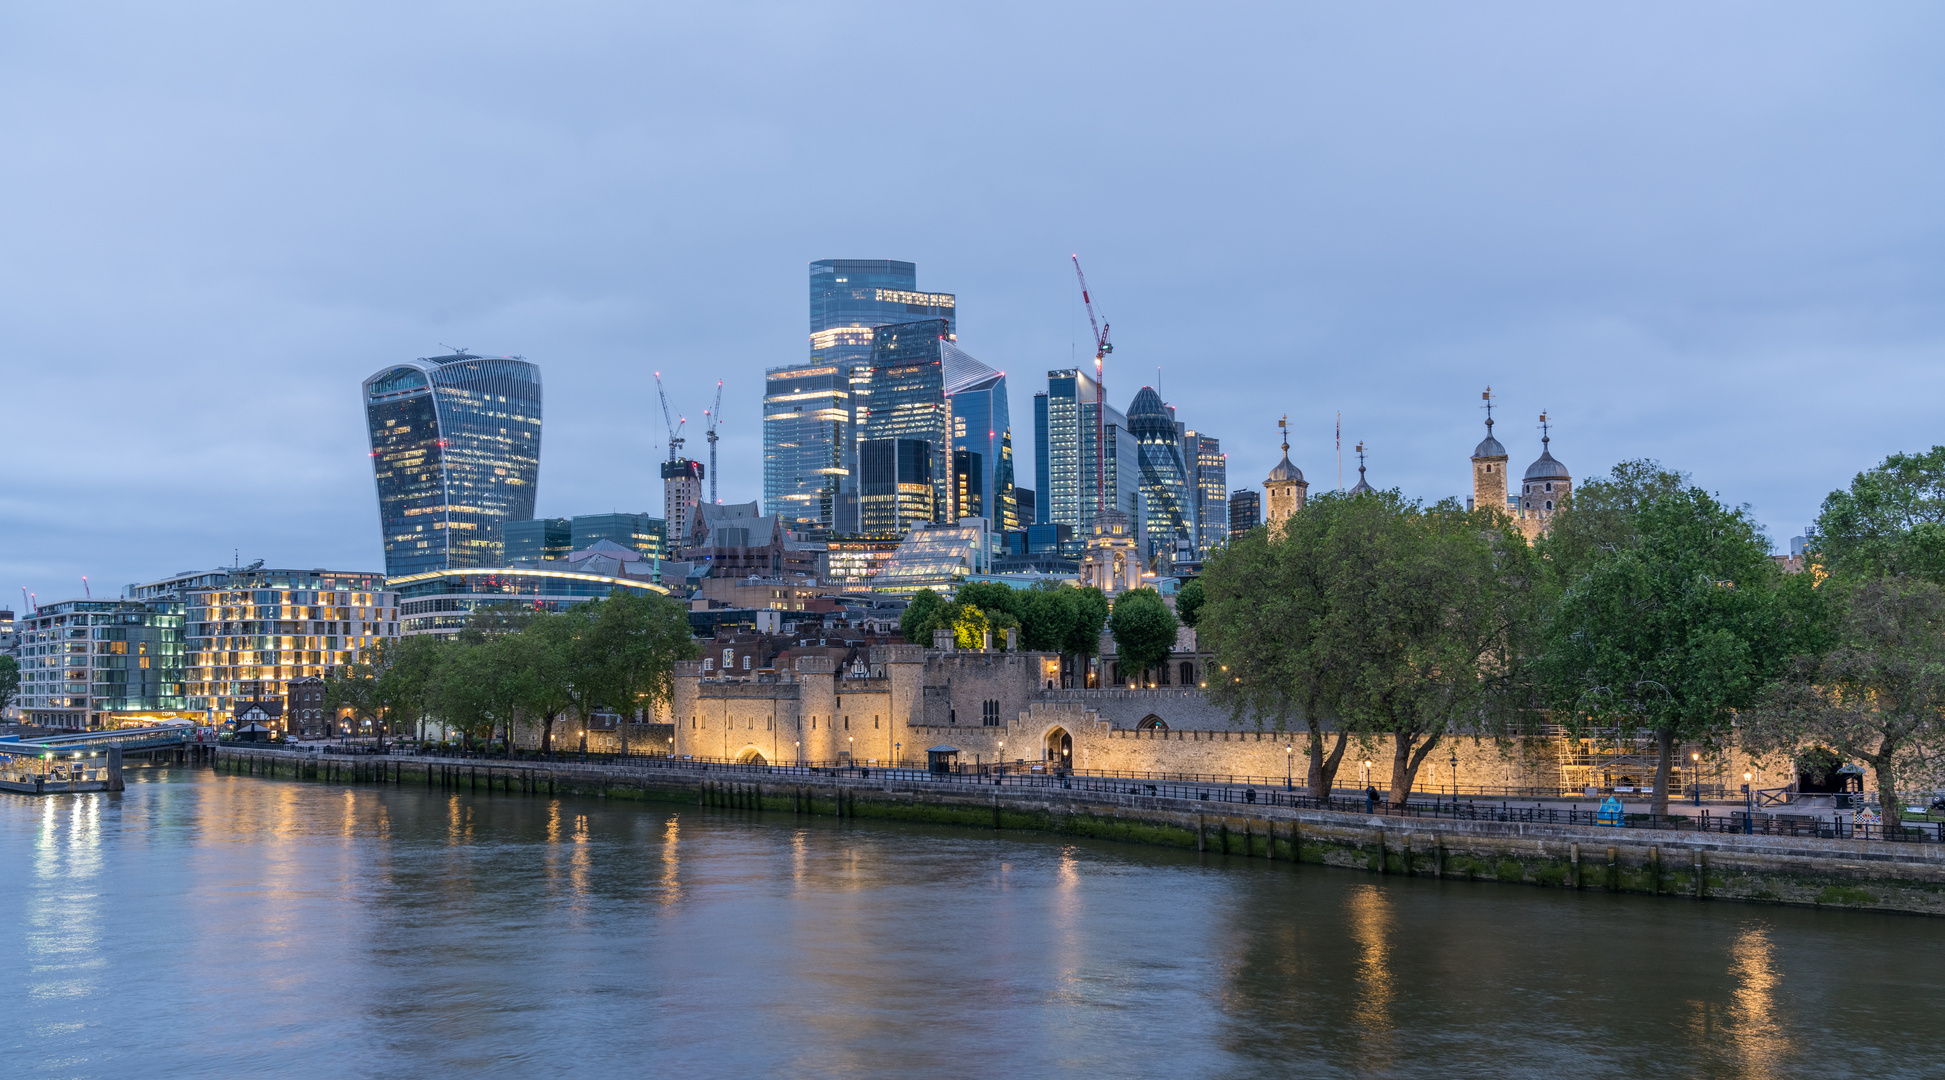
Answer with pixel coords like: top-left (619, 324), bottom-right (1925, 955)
top-left (1175, 578), bottom-right (1205, 628)
top-left (900, 589), bottom-right (949, 644)
top-left (374, 634), bottom-right (446, 743)
top-left (1741, 577), bottom-right (1942, 837)
top-left (1109, 588), bottom-right (1178, 684)
top-left (1020, 583), bottom-right (1077, 653)
top-left (1333, 498), bottom-right (1536, 808)
top-left (948, 603), bottom-right (991, 650)
top-left (322, 650), bottom-right (383, 742)
top-left (516, 610), bottom-right (580, 756)
top-left (1812, 447), bottom-right (1945, 583)
top-left (587, 590), bottom-right (700, 755)
top-left (1067, 587), bottom-right (1110, 686)
top-left (1539, 459), bottom-right (1690, 585)
top-left (432, 635), bottom-right (525, 748)
top-left (0, 655), bottom-right (18, 716)
top-left (1535, 484), bottom-right (1803, 816)
top-left (1202, 498), bottom-right (1343, 796)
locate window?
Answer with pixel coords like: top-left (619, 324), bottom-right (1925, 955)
top-left (742, 655), bottom-right (751, 670)
top-left (982, 699), bottom-right (1001, 726)
top-left (1545, 500), bottom-right (1553, 511)
top-left (1545, 482), bottom-right (1554, 492)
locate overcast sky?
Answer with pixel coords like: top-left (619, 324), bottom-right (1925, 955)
top-left (3, 2), bottom-right (1942, 602)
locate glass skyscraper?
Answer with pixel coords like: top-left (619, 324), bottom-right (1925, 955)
top-left (363, 350), bottom-right (542, 578)
top-left (1128, 386), bottom-right (1194, 565)
top-left (1037, 368), bottom-right (1140, 539)
top-left (1188, 432), bottom-right (1228, 557)
top-left (944, 341), bottom-right (1016, 530)
top-left (802, 260), bottom-right (956, 533)
top-left (763, 362), bottom-right (852, 531)
top-left (859, 319), bottom-right (953, 534)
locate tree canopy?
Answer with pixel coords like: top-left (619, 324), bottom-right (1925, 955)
top-left (1812, 447), bottom-right (1945, 584)
top-left (1108, 587), bottom-right (1177, 681)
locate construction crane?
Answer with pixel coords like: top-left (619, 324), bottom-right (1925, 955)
top-left (653, 372), bottom-right (686, 463)
top-left (703, 379), bottom-right (723, 504)
top-left (1072, 254), bottom-right (1113, 514)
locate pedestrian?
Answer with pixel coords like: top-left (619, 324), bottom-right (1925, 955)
top-left (1366, 784), bottom-right (1378, 813)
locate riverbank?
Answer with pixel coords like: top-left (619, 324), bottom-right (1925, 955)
top-left (213, 746), bottom-right (1945, 916)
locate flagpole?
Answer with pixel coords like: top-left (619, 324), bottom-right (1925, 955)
top-left (1336, 412), bottom-right (1342, 492)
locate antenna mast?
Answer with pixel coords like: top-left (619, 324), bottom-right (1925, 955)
top-left (704, 380), bottom-right (724, 504)
top-left (1072, 255), bottom-right (1113, 516)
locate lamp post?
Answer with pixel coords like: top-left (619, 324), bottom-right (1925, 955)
top-left (795, 739), bottom-right (800, 766)
top-left (1285, 744), bottom-right (1293, 791)
top-left (895, 741), bottom-right (901, 770)
top-left (1692, 752), bottom-right (1701, 806)
top-left (1363, 758), bottom-right (1373, 813)
top-left (1743, 770), bottom-right (1754, 833)
top-left (1449, 749), bottom-right (1459, 803)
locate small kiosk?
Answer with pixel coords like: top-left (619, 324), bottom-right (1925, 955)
top-left (926, 745), bottom-right (961, 776)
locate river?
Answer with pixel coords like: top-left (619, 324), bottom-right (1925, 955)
top-left (2, 766), bottom-right (1938, 1078)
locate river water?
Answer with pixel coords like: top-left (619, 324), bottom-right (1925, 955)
top-left (3, 767), bottom-right (1939, 1079)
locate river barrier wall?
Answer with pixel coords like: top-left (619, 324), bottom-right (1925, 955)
top-left (211, 746), bottom-right (1945, 917)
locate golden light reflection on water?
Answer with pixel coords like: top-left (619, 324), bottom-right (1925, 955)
top-left (1052, 848), bottom-right (1083, 1001)
top-left (29, 795), bottom-right (106, 1011)
top-left (570, 813), bottom-right (591, 899)
top-left (1728, 925), bottom-right (1790, 1077)
top-left (1347, 885), bottom-right (1395, 1041)
top-left (661, 817), bottom-right (683, 905)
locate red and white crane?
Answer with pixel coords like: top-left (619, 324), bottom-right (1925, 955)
top-left (1072, 255), bottom-right (1113, 515)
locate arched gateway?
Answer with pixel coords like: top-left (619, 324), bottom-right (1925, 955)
top-left (1044, 727), bottom-right (1073, 770)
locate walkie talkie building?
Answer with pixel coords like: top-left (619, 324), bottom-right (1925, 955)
top-left (363, 351), bottom-right (542, 578)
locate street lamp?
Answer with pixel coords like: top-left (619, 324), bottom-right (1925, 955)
top-left (1743, 770), bottom-right (1754, 833)
top-left (1285, 744), bottom-right (1293, 791)
top-left (795, 739), bottom-right (801, 766)
top-left (1449, 749), bottom-right (1459, 802)
top-left (895, 741), bottom-right (901, 769)
top-left (1692, 752), bottom-right (1701, 806)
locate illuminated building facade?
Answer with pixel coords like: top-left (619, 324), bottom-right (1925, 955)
top-left (181, 569), bottom-right (397, 719)
top-left (870, 519), bottom-right (993, 593)
top-left (662, 458), bottom-right (704, 550)
top-left (570, 513), bottom-right (665, 562)
top-left (859, 320), bottom-right (954, 533)
top-left (393, 566), bottom-right (666, 637)
top-left (504, 517), bottom-right (571, 563)
top-left (15, 599), bottom-right (189, 730)
top-left (764, 362), bottom-right (852, 531)
top-left (944, 343), bottom-right (1016, 530)
top-left (362, 350), bottom-right (542, 577)
top-left (1037, 368), bottom-right (1141, 539)
top-left (1189, 433), bottom-right (1227, 556)
top-left (808, 260), bottom-right (955, 533)
top-left (1128, 386), bottom-right (1194, 567)
top-left (1229, 489), bottom-right (1260, 537)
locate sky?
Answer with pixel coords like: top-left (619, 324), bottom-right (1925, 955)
top-left (3, 2), bottom-right (1943, 603)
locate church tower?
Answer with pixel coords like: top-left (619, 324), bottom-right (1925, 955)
top-left (1263, 415), bottom-right (1308, 530)
top-left (1470, 387), bottom-right (1508, 515)
top-left (1518, 412), bottom-right (1570, 541)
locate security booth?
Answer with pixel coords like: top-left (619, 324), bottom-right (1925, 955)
top-left (233, 722), bottom-right (273, 743)
top-left (926, 746), bottom-right (960, 776)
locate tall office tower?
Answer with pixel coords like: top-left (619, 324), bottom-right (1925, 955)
top-left (943, 341), bottom-right (1015, 529)
top-left (859, 319), bottom-right (953, 533)
top-left (1038, 368), bottom-right (1141, 537)
top-left (808, 260), bottom-right (956, 531)
top-left (663, 459), bottom-right (704, 550)
top-left (1127, 387), bottom-right (1194, 565)
top-left (363, 350), bottom-right (542, 578)
top-left (504, 518), bottom-right (571, 562)
top-left (1188, 433), bottom-right (1228, 556)
top-left (950, 449), bottom-right (983, 519)
top-left (1229, 489), bottom-right (1261, 536)
top-left (1032, 391), bottom-right (1051, 523)
top-left (763, 362), bottom-right (852, 531)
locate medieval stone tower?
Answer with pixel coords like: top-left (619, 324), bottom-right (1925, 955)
top-left (1517, 412), bottom-right (1571, 541)
top-left (1263, 415), bottom-right (1308, 529)
top-left (1470, 389), bottom-right (1509, 515)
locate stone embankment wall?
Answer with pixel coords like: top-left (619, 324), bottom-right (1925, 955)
top-left (213, 747), bottom-right (1945, 917)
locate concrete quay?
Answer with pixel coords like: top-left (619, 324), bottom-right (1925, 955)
top-left (213, 746), bottom-right (1945, 917)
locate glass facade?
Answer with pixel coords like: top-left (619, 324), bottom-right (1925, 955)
top-left (870, 521), bottom-right (992, 594)
top-left (859, 438), bottom-right (935, 534)
top-left (363, 351), bottom-right (542, 578)
top-left (1038, 368), bottom-right (1138, 538)
top-left (1229, 489), bottom-right (1261, 537)
top-left (943, 342), bottom-right (1016, 530)
top-left (1128, 386), bottom-right (1194, 565)
top-left (860, 320), bottom-right (954, 533)
top-left (391, 567), bottom-right (667, 636)
top-left (1188, 433), bottom-right (1228, 557)
top-left (15, 600), bottom-right (188, 729)
top-left (807, 261), bottom-right (956, 533)
top-left (1032, 392), bottom-right (1050, 523)
top-left (570, 513), bottom-right (665, 561)
top-left (763, 363), bottom-right (852, 530)
top-left (504, 517), bottom-right (571, 562)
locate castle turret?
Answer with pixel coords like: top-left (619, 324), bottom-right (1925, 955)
top-left (1518, 412), bottom-right (1570, 540)
top-left (1471, 387), bottom-right (1508, 515)
top-left (1263, 415), bottom-right (1308, 529)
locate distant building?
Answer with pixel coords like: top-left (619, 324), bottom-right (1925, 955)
top-left (180, 569), bottom-right (396, 720)
top-left (945, 343), bottom-right (1016, 530)
top-left (1262, 417), bottom-right (1308, 529)
top-left (1516, 415), bottom-right (1571, 541)
top-left (684, 501), bottom-right (786, 578)
top-left (662, 459), bottom-right (705, 553)
top-left (1015, 486), bottom-right (1036, 526)
top-left (286, 676), bottom-right (331, 739)
top-left (570, 512), bottom-right (665, 563)
top-left (1188, 433), bottom-right (1227, 556)
top-left (764, 361), bottom-right (853, 532)
top-left (822, 537), bottom-right (905, 588)
top-left (362, 350), bottom-right (542, 577)
top-left (1079, 508), bottom-right (1144, 597)
top-left (15, 599), bottom-right (190, 730)
top-left (1229, 489), bottom-right (1260, 537)
top-left (860, 320), bottom-right (953, 533)
top-left (393, 564), bottom-right (667, 637)
top-left (871, 519), bottom-right (995, 593)
top-left (1037, 367), bottom-right (1142, 540)
top-left (1128, 386), bottom-right (1194, 568)
top-left (504, 518), bottom-right (572, 563)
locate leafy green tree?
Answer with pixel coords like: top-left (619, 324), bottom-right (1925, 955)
top-left (0, 655), bottom-right (18, 716)
top-left (1174, 578), bottom-right (1205, 628)
top-left (1109, 588), bottom-right (1178, 684)
top-left (374, 634), bottom-right (446, 743)
top-left (322, 649), bottom-right (383, 742)
top-left (1812, 447), bottom-right (1945, 583)
top-left (1334, 498), bottom-right (1536, 807)
top-left (432, 635), bottom-right (525, 748)
top-left (900, 589), bottom-right (949, 644)
top-left (1020, 583), bottom-right (1077, 653)
top-left (1539, 459), bottom-right (1690, 585)
top-left (516, 610), bottom-right (581, 756)
top-left (948, 603), bottom-right (992, 650)
top-left (1067, 587), bottom-right (1110, 686)
top-left (956, 581), bottom-right (1026, 623)
top-left (1535, 484), bottom-right (1804, 816)
top-left (587, 590), bottom-right (700, 755)
top-left (1741, 577), bottom-right (1941, 836)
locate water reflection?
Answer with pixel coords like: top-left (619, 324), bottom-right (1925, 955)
top-left (3, 774), bottom-right (1940, 1079)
